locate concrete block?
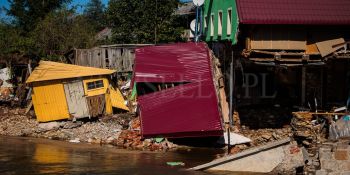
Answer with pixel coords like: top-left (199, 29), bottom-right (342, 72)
top-left (319, 147), bottom-right (333, 160)
top-left (321, 160), bottom-right (341, 171)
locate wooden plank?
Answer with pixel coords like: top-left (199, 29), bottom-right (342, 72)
top-left (189, 138), bottom-right (291, 171)
top-left (249, 58), bottom-right (322, 63)
top-left (64, 80), bottom-right (89, 119)
top-left (250, 26), bottom-right (306, 50)
top-left (86, 94), bottom-right (106, 117)
top-left (316, 38), bottom-right (345, 57)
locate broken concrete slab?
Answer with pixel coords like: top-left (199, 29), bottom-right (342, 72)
top-left (217, 132), bottom-right (251, 145)
top-left (189, 138), bottom-right (304, 173)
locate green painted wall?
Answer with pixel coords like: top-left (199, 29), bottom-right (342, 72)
top-left (202, 0), bottom-right (238, 44)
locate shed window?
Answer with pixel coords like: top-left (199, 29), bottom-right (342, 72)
top-left (227, 9), bottom-right (232, 35)
top-left (218, 11), bottom-right (223, 36)
top-left (87, 80), bottom-right (104, 90)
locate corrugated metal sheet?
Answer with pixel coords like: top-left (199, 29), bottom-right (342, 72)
top-left (133, 42), bottom-right (223, 138)
top-left (236, 0), bottom-right (350, 25)
top-left (27, 61), bottom-right (116, 83)
top-left (32, 81), bottom-right (70, 122)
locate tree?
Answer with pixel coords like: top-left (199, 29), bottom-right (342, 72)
top-left (0, 20), bottom-right (33, 56)
top-left (31, 9), bottom-right (96, 61)
top-left (106, 0), bottom-right (184, 44)
top-left (6, 0), bottom-right (71, 32)
top-left (84, 0), bottom-right (106, 32)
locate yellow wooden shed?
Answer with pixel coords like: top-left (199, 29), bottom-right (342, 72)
top-left (27, 61), bottom-right (129, 122)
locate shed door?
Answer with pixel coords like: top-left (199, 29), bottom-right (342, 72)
top-left (64, 80), bottom-right (89, 119)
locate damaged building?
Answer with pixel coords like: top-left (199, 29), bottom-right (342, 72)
top-left (26, 61), bottom-right (128, 122)
top-left (132, 42), bottom-right (224, 138)
top-left (202, 0), bottom-right (350, 125)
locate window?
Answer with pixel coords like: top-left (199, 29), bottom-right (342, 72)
top-left (210, 14), bottom-right (214, 37)
top-left (87, 80), bottom-right (104, 90)
top-left (218, 11), bottom-right (223, 36)
top-left (227, 9), bottom-right (232, 36)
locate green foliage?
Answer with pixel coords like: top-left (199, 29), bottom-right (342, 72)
top-left (0, 21), bottom-right (33, 56)
top-left (31, 9), bottom-right (96, 60)
top-left (107, 0), bottom-right (184, 44)
top-left (0, 7), bottom-right (96, 61)
top-left (84, 0), bottom-right (106, 32)
top-left (6, 0), bottom-right (72, 32)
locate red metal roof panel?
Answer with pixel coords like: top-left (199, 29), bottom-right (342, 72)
top-left (236, 0), bottom-right (350, 25)
top-left (133, 42), bottom-right (223, 138)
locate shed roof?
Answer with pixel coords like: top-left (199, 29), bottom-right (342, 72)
top-left (27, 61), bottom-right (116, 83)
top-left (236, 0), bottom-right (350, 25)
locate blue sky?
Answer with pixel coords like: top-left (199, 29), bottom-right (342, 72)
top-left (0, 0), bottom-right (108, 17)
top-left (1, 0), bottom-right (191, 19)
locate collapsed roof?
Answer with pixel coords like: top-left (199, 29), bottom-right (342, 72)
top-left (133, 42), bottom-right (223, 138)
top-left (26, 61), bottom-right (116, 83)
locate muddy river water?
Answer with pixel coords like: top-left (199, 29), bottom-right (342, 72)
top-left (0, 136), bottom-right (244, 175)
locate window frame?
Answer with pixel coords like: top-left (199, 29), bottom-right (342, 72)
top-left (86, 80), bottom-right (104, 91)
top-left (227, 8), bottom-right (232, 36)
top-left (218, 10), bottom-right (223, 36)
top-left (210, 13), bottom-right (215, 37)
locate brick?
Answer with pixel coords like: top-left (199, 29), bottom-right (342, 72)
top-left (335, 150), bottom-right (349, 160)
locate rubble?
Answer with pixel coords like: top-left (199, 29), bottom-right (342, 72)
top-left (0, 106), bottom-right (178, 151)
top-left (230, 126), bottom-right (293, 152)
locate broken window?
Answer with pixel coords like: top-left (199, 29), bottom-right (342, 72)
top-left (87, 80), bottom-right (104, 90)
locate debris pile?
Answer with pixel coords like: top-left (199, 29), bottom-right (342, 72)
top-left (291, 112), bottom-right (328, 148)
top-left (316, 141), bottom-right (350, 174)
top-left (0, 106), bottom-right (179, 151)
top-left (112, 118), bottom-right (178, 151)
top-left (229, 126), bottom-right (293, 154)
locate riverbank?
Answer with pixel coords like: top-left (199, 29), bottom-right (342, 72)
top-left (0, 105), bottom-right (294, 154)
top-left (0, 106), bottom-right (179, 151)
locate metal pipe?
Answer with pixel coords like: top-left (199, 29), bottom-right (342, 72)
top-left (195, 6), bottom-right (199, 42)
